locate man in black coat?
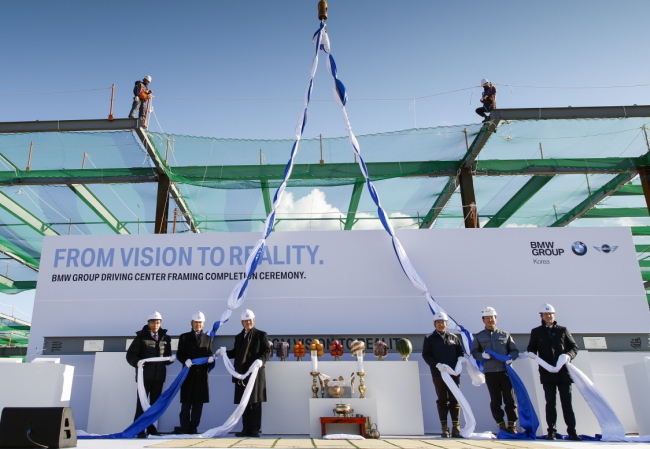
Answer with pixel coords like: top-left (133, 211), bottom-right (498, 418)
top-left (226, 309), bottom-right (271, 438)
top-left (126, 311), bottom-right (173, 438)
top-left (176, 311), bottom-right (214, 434)
top-left (527, 303), bottom-right (581, 441)
top-left (422, 311), bottom-right (464, 438)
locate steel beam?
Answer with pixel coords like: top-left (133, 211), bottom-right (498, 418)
top-left (0, 118), bottom-right (143, 134)
top-left (419, 177), bottom-right (458, 229)
top-left (0, 168), bottom-right (158, 186)
top-left (612, 184), bottom-right (643, 196)
top-left (550, 173), bottom-right (637, 226)
top-left (489, 105), bottom-right (650, 122)
top-left (458, 167), bottom-right (478, 228)
top-left (135, 129), bottom-right (200, 233)
top-left (0, 238), bottom-right (39, 271)
top-left (0, 190), bottom-right (58, 236)
top-left (155, 173), bottom-right (171, 234)
top-left (261, 180), bottom-right (272, 215)
top-left (582, 207), bottom-right (649, 218)
top-left (69, 184), bottom-right (130, 234)
top-left (344, 180), bottom-right (365, 230)
top-left (484, 176), bottom-right (554, 228)
top-left (632, 226), bottom-right (650, 236)
top-left (638, 166), bottom-right (650, 217)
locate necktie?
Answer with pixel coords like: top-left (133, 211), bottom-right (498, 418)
top-left (153, 333), bottom-right (158, 341)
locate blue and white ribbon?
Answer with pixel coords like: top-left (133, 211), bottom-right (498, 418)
top-left (208, 22), bottom-right (328, 338)
top-left (485, 351), bottom-right (539, 439)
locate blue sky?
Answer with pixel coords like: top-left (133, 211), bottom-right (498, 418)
top-left (2, 0), bottom-right (650, 316)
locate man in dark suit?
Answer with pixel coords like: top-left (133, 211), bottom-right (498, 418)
top-left (527, 303), bottom-right (581, 441)
top-left (226, 309), bottom-right (271, 438)
top-left (176, 311), bottom-right (214, 434)
top-left (126, 311), bottom-right (173, 438)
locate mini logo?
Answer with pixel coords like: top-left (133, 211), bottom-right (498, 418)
top-left (571, 241), bottom-right (587, 256)
top-left (594, 244), bottom-right (618, 253)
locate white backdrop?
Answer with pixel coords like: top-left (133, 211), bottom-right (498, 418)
top-left (30, 227), bottom-right (649, 345)
top-left (25, 227), bottom-right (650, 433)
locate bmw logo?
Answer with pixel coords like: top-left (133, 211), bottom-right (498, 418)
top-left (572, 241), bottom-right (587, 256)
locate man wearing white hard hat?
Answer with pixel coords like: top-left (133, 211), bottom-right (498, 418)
top-left (475, 79), bottom-right (497, 123)
top-left (226, 309), bottom-right (271, 438)
top-left (471, 307), bottom-right (519, 434)
top-left (176, 311), bottom-right (214, 434)
top-left (126, 311), bottom-right (173, 438)
top-left (527, 304), bottom-right (581, 441)
top-left (128, 75), bottom-right (153, 119)
top-left (422, 311), bottom-right (464, 438)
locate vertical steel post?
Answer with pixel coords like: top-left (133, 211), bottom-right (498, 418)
top-left (26, 142), bottom-right (33, 172)
top-left (155, 173), bottom-right (171, 234)
top-left (82, 152), bottom-right (87, 169)
top-left (108, 84), bottom-right (115, 121)
top-left (319, 134), bottom-right (324, 165)
top-left (459, 167), bottom-right (478, 228)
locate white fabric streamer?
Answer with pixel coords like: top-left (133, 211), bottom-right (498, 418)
top-left (526, 352), bottom-right (650, 442)
top-left (150, 349), bottom-right (262, 439)
top-left (436, 358), bottom-right (495, 440)
top-left (137, 356), bottom-right (174, 411)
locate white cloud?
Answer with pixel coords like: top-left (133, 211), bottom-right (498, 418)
top-left (273, 188), bottom-right (418, 231)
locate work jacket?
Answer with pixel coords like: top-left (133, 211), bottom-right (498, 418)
top-left (126, 325), bottom-right (172, 382)
top-left (527, 321), bottom-right (578, 384)
top-left (422, 330), bottom-right (464, 378)
top-left (471, 327), bottom-right (519, 373)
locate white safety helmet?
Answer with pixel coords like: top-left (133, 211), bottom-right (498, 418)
top-left (432, 311), bottom-right (449, 322)
top-left (191, 311), bottom-right (205, 322)
top-left (148, 311), bottom-right (162, 321)
top-left (144, 75), bottom-right (152, 82)
top-left (241, 309), bottom-right (255, 321)
top-left (481, 78), bottom-right (490, 86)
top-left (539, 303), bottom-right (556, 314)
top-left (481, 307), bottom-right (497, 317)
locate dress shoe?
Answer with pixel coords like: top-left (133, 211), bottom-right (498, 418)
top-left (235, 431), bottom-right (247, 437)
top-left (136, 432), bottom-right (147, 439)
top-left (568, 433), bottom-right (582, 441)
top-left (249, 431), bottom-right (261, 438)
top-left (546, 430), bottom-right (557, 440)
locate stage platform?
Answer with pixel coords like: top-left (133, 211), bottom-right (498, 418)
top-left (73, 435), bottom-right (650, 449)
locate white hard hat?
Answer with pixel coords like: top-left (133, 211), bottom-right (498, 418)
top-left (540, 303), bottom-right (556, 314)
top-left (482, 307), bottom-right (497, 317)
top-left (241, 309), bottom-right (255, 320)
top-left (481, 78), bottom-right (489, 86)
top-left (148, 311), bottom-right (162, 321)
top-left (432, 311), bottom-right (448, 322)
top-left (144, 76), bottom-right (152, 82)
top-left (191, 311), bottom-right (205, 322)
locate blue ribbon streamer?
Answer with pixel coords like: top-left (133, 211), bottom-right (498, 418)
top-left (485, 351), bottom-right (539, 439)
top-left (79, 357), bottom-right (212, 439)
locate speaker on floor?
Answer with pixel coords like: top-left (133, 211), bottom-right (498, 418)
top-left (0, 407), bottom-right (77, 448)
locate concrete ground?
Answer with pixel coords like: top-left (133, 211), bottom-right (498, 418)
top-left (73, 435), bottom-right (650, 449)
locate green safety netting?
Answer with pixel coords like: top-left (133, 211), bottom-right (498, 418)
top-left (0, 118), bottom-right (649, 300)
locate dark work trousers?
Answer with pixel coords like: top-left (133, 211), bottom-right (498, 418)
top-left (485, 371), bottom-right (518, 424)
top-left (180, 402), bottom-right (204, 433)
top-left (432, 375), bottom-right (460, 424)
top-left (242, 402), bottom-right (262, 433)
top-left (543, 382), bottom-right (576, 433)
top-left (134, 379), bottom-right (164, 433)
top-left (129, 96), bottom-right (148, 118)
top-left (475, 105), bottom-right (493, 118)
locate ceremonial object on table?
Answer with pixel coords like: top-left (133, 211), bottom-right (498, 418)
top-left (373, 340), bottom-right (388, 361)
top-left (275, 341), bottom-right (289, 361)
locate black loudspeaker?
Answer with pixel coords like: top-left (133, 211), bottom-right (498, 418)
top-left (0, 407), bottom-right (77, 448)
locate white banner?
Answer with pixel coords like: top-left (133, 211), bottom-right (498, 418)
top-left (29, 227), bottom-right (649, 352)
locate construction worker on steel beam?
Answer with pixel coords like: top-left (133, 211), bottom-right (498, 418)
top-left (129, 75), bottom-right (153, 119)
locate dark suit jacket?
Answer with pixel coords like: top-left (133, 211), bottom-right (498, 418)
top-left (177, 330), bottom-right (213, 403)
top-left (527, 321), bottom-right (578, 384)
top-left (226, 327), bottom-right (271, 404)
